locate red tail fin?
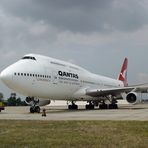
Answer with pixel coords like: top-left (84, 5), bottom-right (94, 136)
top-left (118, 58), bottom-right (128, 87)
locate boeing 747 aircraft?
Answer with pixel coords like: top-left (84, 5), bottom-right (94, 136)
top-left (1, 54), bottom-right (148, 113)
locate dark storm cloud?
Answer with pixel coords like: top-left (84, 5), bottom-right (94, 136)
top-left (1, 0), bottom-right (148, 98)
top-left (1, 0), bottom-right (148, 33)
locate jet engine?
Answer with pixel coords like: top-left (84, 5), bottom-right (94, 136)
top-left (25, 97), bottom-right (34, 105)
top-left (126, 92), bottom-right (142, 104)
top-left (25, 97), bottom-right (51, 106)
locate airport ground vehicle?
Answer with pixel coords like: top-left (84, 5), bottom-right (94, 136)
top-left (0, 102), bottom-right (5, 112)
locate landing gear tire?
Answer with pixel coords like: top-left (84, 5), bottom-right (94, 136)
top-left (85, 101), bottom-right (95, 110)
top-left (109, 104), bottom-right (118, 109)
top-left (30, 106), bottom-right (35, 113)
top-left (30, 106), bottom-right (40, 113)
top-left (99, 104), bottom-right (108, 109)
top-left (85, 104), bottom-right (94, 110)
top-left (35, 106), bottom-right (40, 113)
top-left (68, 104), bottom-right (78, 110)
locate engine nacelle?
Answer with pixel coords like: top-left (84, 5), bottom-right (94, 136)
top-left (39, 100), bottom-right (51, 106)
top-left (126, 92), bottom-right (141, 104)
top-left (25, 97), bottom-right (34, 105)
top-left (25, 97), bottom-right (51, 106)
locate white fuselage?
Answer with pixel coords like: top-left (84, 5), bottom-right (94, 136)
top-left (0, 54), bottom-right (124, 101)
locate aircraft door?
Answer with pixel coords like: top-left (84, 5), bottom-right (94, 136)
top-left (52, 71), bottom-right (58, 84)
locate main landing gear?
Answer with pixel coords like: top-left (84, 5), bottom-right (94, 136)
top-left (91, 98), bottom-right (118, 110)
top-left (108, 98), bottom-right (118, 109)
top-left (99, 103), bottom-right (118, 109)
top-left (99, 101), bottom-right (108, 109)
top-left (85, 101), bottom-right (94, 110)
top-left (67, 99), bottom-right (118, 110)
top-left (85, 101), bottom-right (117, 110)
top-left (99, 98), bottom-right (118, 109)
top-left (68, 101), bottom-right (78, 110)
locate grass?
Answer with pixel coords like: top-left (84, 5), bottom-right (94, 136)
top-left (0, 120), bottom-right (148, 148)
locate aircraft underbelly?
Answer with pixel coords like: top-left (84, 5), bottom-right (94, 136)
top-left (14, 78), bottom-right (79, 99)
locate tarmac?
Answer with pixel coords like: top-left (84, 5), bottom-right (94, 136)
top-left (0, 103), bottom-right (148, 121)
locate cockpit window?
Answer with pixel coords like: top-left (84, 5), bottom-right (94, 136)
top-left (22, 56), bottom-right (36, 60)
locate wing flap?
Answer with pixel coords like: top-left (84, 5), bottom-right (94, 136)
top-left (86, 87), bottom-right (133, 97)
top-left (86, 83), bottom-right (148, 97)
top-left (131, 83), bottom-right (148, 93)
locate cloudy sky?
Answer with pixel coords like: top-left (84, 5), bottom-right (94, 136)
top-left (0, 0), bottom-right (148, 98)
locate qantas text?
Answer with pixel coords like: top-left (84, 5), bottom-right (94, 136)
top-left (58, 71), bottom-right (79, 79)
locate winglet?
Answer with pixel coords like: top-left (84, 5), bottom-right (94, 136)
top-left (118, 58), bottom-right (128, 87)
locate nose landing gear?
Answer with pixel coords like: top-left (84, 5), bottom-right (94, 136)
top-left (25, 97), bottom-right (40, 113)
top-left (30, 105), bottom-right (40, 113)
top-left (30, 99), bottom-right (40, 113)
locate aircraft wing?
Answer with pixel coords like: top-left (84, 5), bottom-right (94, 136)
top-left (86, 83), bottom-right (148, 97)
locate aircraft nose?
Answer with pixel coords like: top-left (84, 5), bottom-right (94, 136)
top-left (0, 67), bottom-right (12, 84)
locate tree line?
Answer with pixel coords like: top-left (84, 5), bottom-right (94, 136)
top-left (0, 92), bottom-right (27, 106)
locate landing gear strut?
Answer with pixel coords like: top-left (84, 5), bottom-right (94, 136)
top-left (85, 101), bottom-right (94, 110)
top-left (99, 98), bottom-right (118, 109)
top-left (108, 99), bottom-right (118, 109)
top-left (99, 101), bottom-right (108, 109)
top-left (68, 101), bottom-right (78, 110)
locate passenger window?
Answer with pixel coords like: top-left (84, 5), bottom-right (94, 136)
top-left (21, 73), bottom-right (23, 76)
top-left (14, 73), bottom-right (16, 75)
top-left (27, 73), bottom-right (29, 76)
top-left (24, 73), bottom-right (26, 76)
top-left (18, 73), bottom-right (20, 76)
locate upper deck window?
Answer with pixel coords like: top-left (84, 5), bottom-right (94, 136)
top-left (50, 61), bottom-right (66, 67)
top-left (69, 66), bottom-right (79, 70)
top-left (22, 56), bottom-right (36, 60)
